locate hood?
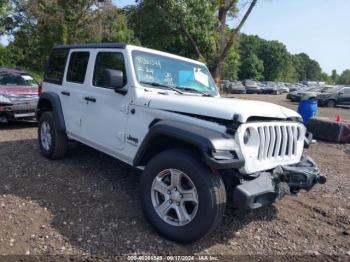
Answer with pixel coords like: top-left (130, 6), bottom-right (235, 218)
top-left (298, 90), bottom-right (320, 95)
top-left (0, 85), bottom-right (38, 97)
top-left (317, 92), bottom-right (333, 97)
top-left (148, 94), bottom-right (300, 123)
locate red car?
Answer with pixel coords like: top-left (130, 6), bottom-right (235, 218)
top-left (0, 68), bottom-right (39, 123)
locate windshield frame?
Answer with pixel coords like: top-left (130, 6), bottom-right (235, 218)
top-left (131, 50), bottom-right (219, 96)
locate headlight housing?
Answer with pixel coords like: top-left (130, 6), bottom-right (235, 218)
top-left (0, 95), bottom-right (12, 104)
top-left (244, 128), bottom-right (251, 144)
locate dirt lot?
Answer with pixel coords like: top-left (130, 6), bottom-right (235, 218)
top-left (0, 95), bottom-right (349, 260)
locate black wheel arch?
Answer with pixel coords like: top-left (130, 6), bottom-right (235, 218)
top-left (36, 92), bottom-right (66, 132)
top-left (133, 120), bottom-right (244, 169)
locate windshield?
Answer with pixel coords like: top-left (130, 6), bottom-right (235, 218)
top-left (132, 51), bottom-right (218, 96)
top-left (0, 73), bottom-right (38, 87)
top-left (321, 86), bottom-right (342, 93)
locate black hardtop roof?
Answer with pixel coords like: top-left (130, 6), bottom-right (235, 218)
top-left (53, 43), bottom-right (126, 50)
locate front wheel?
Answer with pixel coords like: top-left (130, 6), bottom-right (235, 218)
top-left (140, 149), bottom-right (226, 243)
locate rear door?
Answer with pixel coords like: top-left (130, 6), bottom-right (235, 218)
top-left (61, 50), bottom-right (91, 136)
top-left (337, 87), bottom-right (350, 106)
top-left (43, 49), bottom-right (71, 125)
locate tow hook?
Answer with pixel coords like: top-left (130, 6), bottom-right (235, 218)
top-left (316, 175), bottom-right (327, 184)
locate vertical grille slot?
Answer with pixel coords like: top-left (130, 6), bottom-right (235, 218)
top-left (263, 126), bottom-right (270, 159)
top-left (268, 126), bottom-right (276, 158)
top-left (255, 123), bottom-right (301, 161)
top-left (287, 126), bottom-right (293, 156)
top-left (274, 126), bottom-right (282, 157)
top-left (258, 127), bottom-right (265, 160)
top-left (280, 126), bottom-right (288, 157)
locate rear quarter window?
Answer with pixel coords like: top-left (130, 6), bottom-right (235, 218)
top-left (44, 49), bottom-right (69, 85)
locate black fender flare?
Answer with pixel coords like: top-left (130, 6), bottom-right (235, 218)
top-left (133, 120), bottom-right (244, 169)
top-left (36, 92), bottom-right (66, 132)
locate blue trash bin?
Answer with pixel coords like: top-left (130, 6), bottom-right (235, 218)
top-left (297, 99), bottom-right (318, 124)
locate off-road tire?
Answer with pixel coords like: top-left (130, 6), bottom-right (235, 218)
top-left (307, 117), bottom-right (350, 143)
top-left (140, 149), bottom-right (226, 243)
top-left (38, 111), bottom-right (68, 159)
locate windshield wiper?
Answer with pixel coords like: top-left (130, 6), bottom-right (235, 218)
top-left (140, 81), bottom-right (183, 94)
top-left (178, 86), bottom-right (213, 97)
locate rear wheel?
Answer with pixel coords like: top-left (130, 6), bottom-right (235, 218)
top-left (140, 149), bottom-right (226, 243)
top-left (38, 111), bottom-right (68, 159)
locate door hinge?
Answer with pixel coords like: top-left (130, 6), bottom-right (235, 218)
top-left (117, 132), bottom-right (126, 142)
top-left (120, 104), bottom-right (130, 114)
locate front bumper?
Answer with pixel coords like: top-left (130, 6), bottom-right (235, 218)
top-left (0, 99), bottom-right (38, 122)
top-left (232, 155), bottom-right (326, 209)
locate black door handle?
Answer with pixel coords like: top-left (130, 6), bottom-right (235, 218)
top-left (61, 91), bottom-right (70, 96)
top-left (84, 96), bottom-right (96, 103)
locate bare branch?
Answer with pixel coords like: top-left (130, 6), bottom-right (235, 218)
top-left (179, 23), bottom-right (202, 58)
top-left (219, 0), bottom-right (257, 61)
top-left (234, 0), bottom-right (257, 33)
top-left (156, 1), bottom-right (202, 58)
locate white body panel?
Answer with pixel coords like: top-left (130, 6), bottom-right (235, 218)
top-left (42, 44), bottom-right (305, 174)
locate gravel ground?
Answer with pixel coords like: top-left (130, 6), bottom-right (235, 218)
top-left (0, 95), bottom-right (349, 260)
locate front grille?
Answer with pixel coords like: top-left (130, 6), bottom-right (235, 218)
top-left (9, 95), bottom-right (38, 104)
top-left (257, 125), bottom-right (302, 160)
top-left (236, 121), bottom-right (305, 174)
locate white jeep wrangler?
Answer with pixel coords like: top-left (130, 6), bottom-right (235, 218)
top-left (37, 43), bottom-right (325, 243)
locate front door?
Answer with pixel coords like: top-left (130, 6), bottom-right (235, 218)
top-left (338, 87), bottom-right (350, 106)
top-left (81, 50), bottom-right (130, 153)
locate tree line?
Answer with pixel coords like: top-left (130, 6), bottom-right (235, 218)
top-left (0, 0), bottom-right (349, 85)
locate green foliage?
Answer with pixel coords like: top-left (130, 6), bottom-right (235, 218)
top-left (0, 0), bottom-right (10, 33)
top-left (238, 52), bottom-right (264, 80)
top-left (1, 0), bottom-right (137, 71)
top-left (127, 0), bottom-right (216, 62)
top-left (0, 0), bottom-right (343, 84)
top-left (292, 53), bottom-right (322, 81)
top-left (258, 40), bottom-right (290, 81)
top-left (236, 34), bottom-right (324, 82)
top-left (222, 47), bottom-right (240, 81)
top-left (0, 44), bottom-right (10, 65)
top-left (331, 69), bottom-right (338, 84)
top-left (338, 69), bottom-right (350, 85)
top-left (320, 72), bottom-right (332, 84)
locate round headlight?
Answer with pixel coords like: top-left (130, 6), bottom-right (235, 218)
top-left (244, 128), bottom-right (251, 144)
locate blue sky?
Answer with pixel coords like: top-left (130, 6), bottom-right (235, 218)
top-left (2, 0), bottom-right (349, 74)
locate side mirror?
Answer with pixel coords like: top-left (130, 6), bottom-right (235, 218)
top-left (103, 69), bottom-right (124, 91)
top-left (338, 91), bottom-right (345, 95)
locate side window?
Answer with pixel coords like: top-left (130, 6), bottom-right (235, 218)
top-left (93, 52), bottom-right (127, 88)
top-left (66, 52), bottom-right (90, 84)
top-left (342, 88), bottom-right (350, 94)
top-left (44, 49), bottom-right (69, 85)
